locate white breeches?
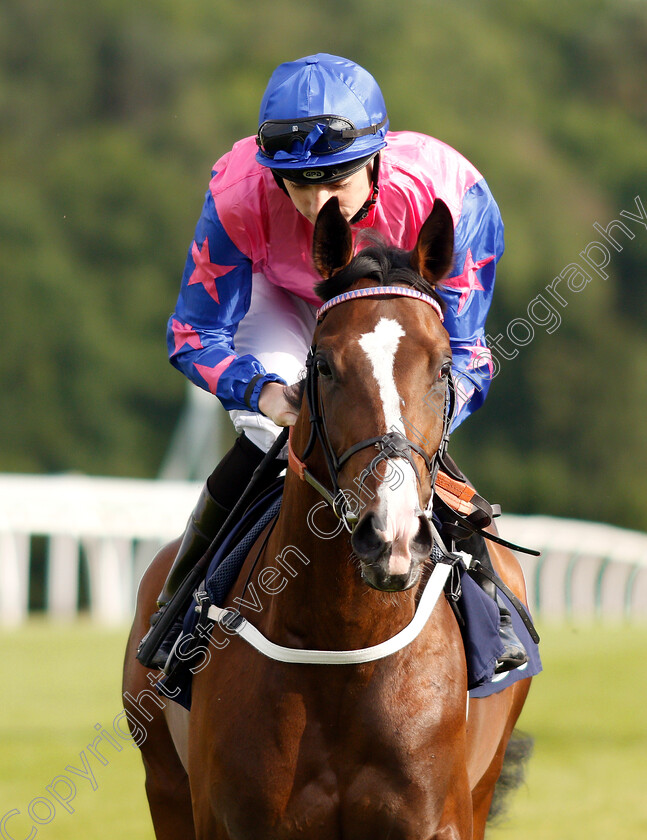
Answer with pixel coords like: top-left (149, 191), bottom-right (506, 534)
top-left (229, 272), bottom-right (317, 452)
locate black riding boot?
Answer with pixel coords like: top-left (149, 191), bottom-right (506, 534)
top-left (155, 484), bottom-right (228, 610)
top-left (144, 433), bottom-right (272, 670)
top-left (459, 531), bottom-right (528, 674)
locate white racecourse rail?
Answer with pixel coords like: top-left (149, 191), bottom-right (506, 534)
top-left (0, 474), bottom-right (199, 626)
top-left (1, 473), bottom-right (646, 626)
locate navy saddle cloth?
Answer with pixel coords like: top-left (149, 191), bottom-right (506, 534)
top-left (161, 483), bottom-right (541, 709)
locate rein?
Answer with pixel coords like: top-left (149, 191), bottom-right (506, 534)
top-left (194, 285), bottom-right (539, 666)
top-left (288, 285), bottom-right (453, 531)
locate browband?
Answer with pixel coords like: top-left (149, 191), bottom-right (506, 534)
top-left (316, 286), bottom-right (444, 322)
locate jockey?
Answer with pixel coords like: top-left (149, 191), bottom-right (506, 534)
top-left (147, 53), bottom-right (527, 672)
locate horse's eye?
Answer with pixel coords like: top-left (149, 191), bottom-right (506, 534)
top-left (439, 362), bottom-right (452, 379)
top-left (316, 358), bottom-right (333, 378)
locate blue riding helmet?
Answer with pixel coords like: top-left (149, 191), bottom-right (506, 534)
top-left (256, 53), bottom-right (389, 184)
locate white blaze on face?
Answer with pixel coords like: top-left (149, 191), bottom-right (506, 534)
top-left (358, 317), bottom-right (421, 576)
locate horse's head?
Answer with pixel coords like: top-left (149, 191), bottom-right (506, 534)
top-left (289, 196), bottom-right (454, 592)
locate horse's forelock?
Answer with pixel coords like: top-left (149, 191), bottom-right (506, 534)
top-left (314, 235), bottom-right (444, 309)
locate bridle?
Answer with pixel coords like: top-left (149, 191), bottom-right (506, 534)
top-left (201, 293), bottom-right (540, 666)
top-left (287, 285), bottom-right (456, 532)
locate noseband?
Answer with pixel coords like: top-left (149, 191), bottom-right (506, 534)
top-left (288, 286), bottom-right (455, 531)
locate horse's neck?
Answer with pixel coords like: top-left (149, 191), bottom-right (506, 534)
top-left (254, 474), bottom-right (418, 651)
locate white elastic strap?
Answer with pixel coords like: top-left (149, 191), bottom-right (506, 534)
top-left (206, 553), bottom-right (471, 666)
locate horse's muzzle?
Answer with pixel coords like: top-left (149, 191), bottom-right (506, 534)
top-left (352, 510), bottom-right (432, 592)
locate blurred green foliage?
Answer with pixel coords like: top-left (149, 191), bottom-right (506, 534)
top-left (1, 0), bottom-right (646, 528)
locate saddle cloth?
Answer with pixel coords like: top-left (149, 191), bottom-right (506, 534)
top-left (161, 484), bottom-right (541, 709)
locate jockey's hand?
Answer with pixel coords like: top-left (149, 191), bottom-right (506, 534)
top-left (258, 382), bottom-right (299, 427)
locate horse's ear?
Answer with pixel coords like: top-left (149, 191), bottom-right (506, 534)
top-left (312, 197), bottom-right (354, 280)
top-left (410, 198), bottom-right (455, 284)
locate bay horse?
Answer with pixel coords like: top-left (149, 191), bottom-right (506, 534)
top-left (123, 196), bottom-right (532, 839)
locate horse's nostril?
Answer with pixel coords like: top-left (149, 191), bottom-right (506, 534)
top-left (351, 511), bottom-right (388, 560)
top-left (411, 515), bottom-right (432, 554)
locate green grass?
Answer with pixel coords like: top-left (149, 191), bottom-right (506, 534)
top-left (488, 621), bottom-right (647, 839)
top-left (2, 620), bottom-right (646, 838)
top-left (1, 620), bottom-right (153, 839)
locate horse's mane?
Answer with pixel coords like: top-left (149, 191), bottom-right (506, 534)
top-left (313, 230), bottom-right (447, 309)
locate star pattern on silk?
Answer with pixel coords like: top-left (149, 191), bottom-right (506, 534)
top-left (454, 377), bottom-right (474, 413)
top-left (444, 249), bottom-right (494, 314)
top-left (194, 356), bottom-right (236, 395)
top-left (171, 319), bottom-right (203, 356)
top-left (465, 338), bottom-right (493, 375)
top-left (187, 237), bottom-right (236, 304)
